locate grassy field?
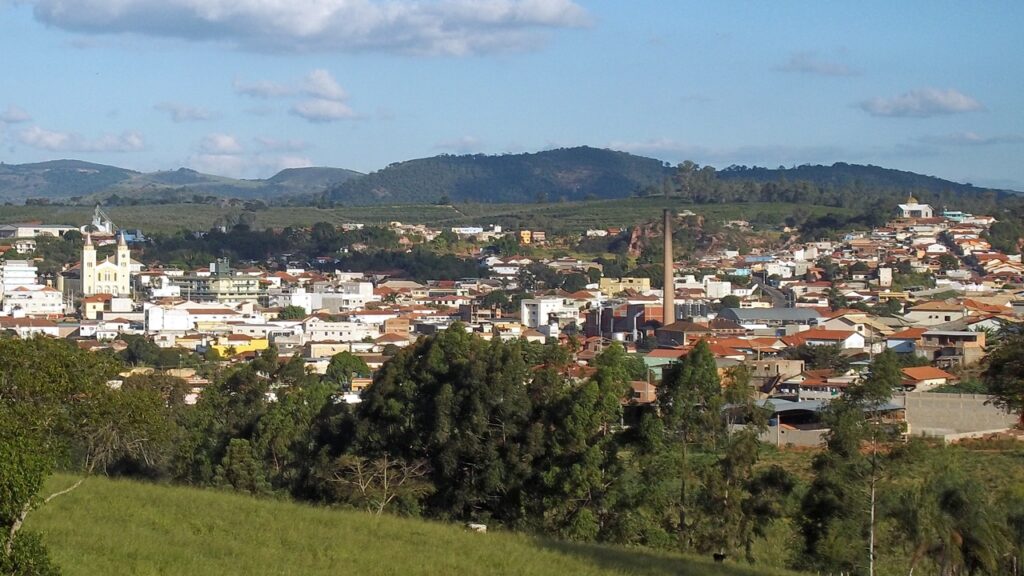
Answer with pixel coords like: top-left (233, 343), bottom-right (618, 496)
top-left (0, 198), bottom-right (854, 234)
top-left (27, 474), bottom-right (802, 576)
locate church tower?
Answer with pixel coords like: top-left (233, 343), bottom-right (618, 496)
top-left (116, 232), bottom-right (131, 296)
top-left (82, 232), bottom-right (97, 296)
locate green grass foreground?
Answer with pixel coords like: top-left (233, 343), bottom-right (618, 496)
top-left (27, 474), bottom-right (801, 576)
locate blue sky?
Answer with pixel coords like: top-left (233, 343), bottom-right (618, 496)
top-left (1, 0), bottom-right (1021, 189)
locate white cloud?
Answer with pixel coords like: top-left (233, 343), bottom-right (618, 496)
top-left (1, 104), bottom-right (32, 124)
top-left (859, 88), bottom-right (983, 118)
top-left (434, 135), bottom-right (483, 153)
top-left (263, 155), bottom-right (314, 173)
top-left (154, 101), bottom-right (213, 122)
top-left (233, 78), bottom-right (295, 98)
top-left (254, 137), bottom-right (309, 152)
top-left (237, 69), bottom-right (356, 122)
top-left (290, 99), bottom-right (355, 122)
top-left (29, 0), bottom-right (590, 56)
top-left (190, 133), bottom-right (312, 177)
top-left (18, 125), bottom-right (144, 152)
top-left (917, 132), bottom-right (1024, 146)
top-left (303, 69), bottom-right (347, 100)
top-left (189, 154), bottom-right (251, 178)
top-left (189, 153), bottom-right (313, 178)
top-left (200, 133), bottom-right (244, 154)
top-left (777, 51), bottom-right (859, 77)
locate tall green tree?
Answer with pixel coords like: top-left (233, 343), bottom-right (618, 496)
top-left (535, 344), bottom-right (630, 540)
top-left (325, 352), bottom-right (371, 389)
top-left (799, 350), bottom-right (904, 575)
top-left (656, 340), bottom-right (724, 549)
top-left (355, 325), bottom-right (538, 523)
top-left (982, 335), bottom-right (1024, 427)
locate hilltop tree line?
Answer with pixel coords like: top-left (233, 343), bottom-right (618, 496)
top-left (5, 331), bottom-right (1024, 574)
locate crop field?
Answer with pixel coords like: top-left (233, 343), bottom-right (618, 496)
top-left (0, 198), bottom-right (853, 234)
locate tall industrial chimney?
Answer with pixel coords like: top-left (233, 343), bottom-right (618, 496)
top-left (663, 209), bottom-right (674, 326)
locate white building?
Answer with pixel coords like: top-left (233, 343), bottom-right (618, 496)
top-left (81, 233), bottom-right (132, 297)
top-left (0, 223), bottom-right (77, 239)
top-left (302, 317), bottom-right (379, 343)
top-left (1, 286), bottom-right (64, 317)
top-left (0, 260), bottom-right (39, 292)
top-left (703, 278), bottom-right (733, 300)
top-left (897, 195), bottom-right (934, 219)
top-left (519, 297), bottom-right (580, 331)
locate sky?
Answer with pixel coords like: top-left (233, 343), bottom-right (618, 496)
top-left (1, 0), bottom-right (1022, 189)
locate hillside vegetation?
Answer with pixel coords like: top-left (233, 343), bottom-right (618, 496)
top-left (324, 146), bottom-right (671, 204)
top-left (28, 474), bottom-right (795, 576)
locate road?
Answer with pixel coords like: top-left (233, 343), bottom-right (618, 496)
top-left (754, 278), bottom-right (791, 308)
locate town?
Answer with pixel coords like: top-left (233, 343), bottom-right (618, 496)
top-left (1, 195), bottom-right (1019, 447)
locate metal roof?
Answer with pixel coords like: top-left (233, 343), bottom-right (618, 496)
top-left (720, 307), bottom-right (821, 322)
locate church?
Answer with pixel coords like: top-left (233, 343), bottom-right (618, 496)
top-left (59, 232), bottom-right (133, 298)
top-left (896, 194), bottom-right (934, 219)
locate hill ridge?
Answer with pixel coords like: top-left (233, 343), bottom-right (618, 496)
top-left (1, 147), bottom-right (1014, 205)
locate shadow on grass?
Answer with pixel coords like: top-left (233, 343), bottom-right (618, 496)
top-left (531, 537), bottom-right (782, 576)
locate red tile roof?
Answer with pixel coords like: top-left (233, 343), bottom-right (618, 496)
top-left (901, 366), bottom-right (955, 381)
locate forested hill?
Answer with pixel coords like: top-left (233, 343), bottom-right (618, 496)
top-left (323, 149), bottom-right (1014, 206)
top-left (717, 162), bottom-right (1003, 196)
top-left (323, 146), bottom-right (672, 204)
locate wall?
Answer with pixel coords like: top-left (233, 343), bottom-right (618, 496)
top-left (897, 393), bottom-right (1018, 436)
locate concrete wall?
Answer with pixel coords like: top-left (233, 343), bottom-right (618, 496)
top-left (897, 393), bottom-right (1018, 436)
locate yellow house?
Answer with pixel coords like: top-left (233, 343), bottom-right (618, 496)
top-left (211, 333), bottom-right (269, 357)
top-left (599, 277), bottom-right (651, 297)
top-left (519, 230), bottom-right (532, 244)
top-left (81, 294), bottom-right (112, 320)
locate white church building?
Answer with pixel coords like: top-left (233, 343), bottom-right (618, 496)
top-left (897, 195), bottom-right (934, 219)
top-left (60, 232), bottom-right (134, 299)
top-left (82, 232), bottom-right (132, 297)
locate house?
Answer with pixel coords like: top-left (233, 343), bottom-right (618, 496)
top-left (210, 334), bottom-right (269, 357)
top-left (885, 327), bottom-right (928, 354)
top-left (0, 285), bottom-right (65, 317)
top-left (919, 330), bottom-right (986, 367)
top-left (0, 316), bottom-right (60, 338)
top-left (599, 277), bottom-right (651, 297)
top-left (783, 328), bottom-right (865, 350)
top-left (655, 320), bottom-right (711, 347)
top-left (904, 301), bottom-right (966, 327)
top-left (643, 348), bottom-right (687, 378)
top-left (901, 366), bottom-right (957, 392)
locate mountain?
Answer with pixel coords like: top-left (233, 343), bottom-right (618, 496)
top-left (2, 150), bottom-right (1015, 206)
top-left (0, 159), bottom-right (138, 202)
top-left (323, 148), bottom-right (1016, 205)
top-left (324, 146), bottom-right (672, 204)
top-left (0, 162), bottom-right (365, 203)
